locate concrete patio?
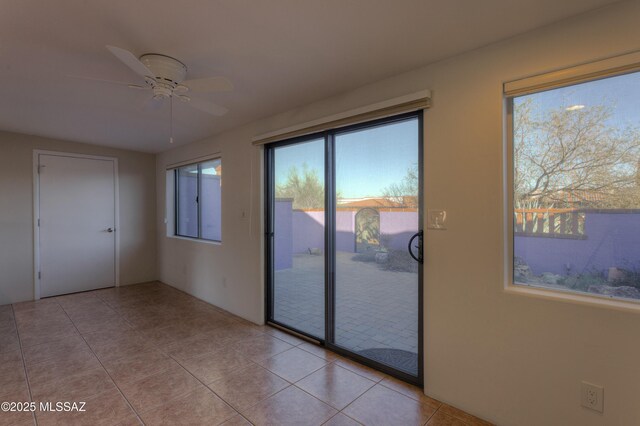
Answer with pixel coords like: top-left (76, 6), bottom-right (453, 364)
top-left (273, 252), bottom-right (419, 374)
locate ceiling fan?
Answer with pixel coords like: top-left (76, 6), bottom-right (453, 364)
top-left (71, 45), bottom-right (233, 143)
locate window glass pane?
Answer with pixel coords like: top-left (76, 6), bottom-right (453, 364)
top-left (176, 164), bottom-right (198, 238)
top-left (334, 119), bottom-right (420, 376)
top-left (513, 72), bottom-right (640, 300)
top-left (272, 139), bottom-right (325, 339)
top-left (201, 159), bottom-right (222, 241)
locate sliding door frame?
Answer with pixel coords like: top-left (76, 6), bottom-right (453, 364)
top-left (265, 111), bottom-right (424, 386)
top-left (264, 132), bottom-right (328, 343)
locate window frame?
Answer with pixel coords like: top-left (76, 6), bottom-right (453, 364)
top-left (504, 53), bottom-right (640, 312)
top-left (173, 157), bottom-right (222, 243)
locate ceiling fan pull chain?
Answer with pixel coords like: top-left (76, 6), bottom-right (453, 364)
top-left (170, 95), bottom-right (174, 144)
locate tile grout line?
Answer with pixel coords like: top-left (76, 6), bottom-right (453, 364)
top-left (261, 357), bottom-right (328, 385)
top-left (10, 304), bottom-right (37, 426)
top-left (31, 285), bottom-right (459, 425)
top-left (93, 292), bottom-right (138, 331)
top-left (153, 319), bottom-right (379, 423)
top-left (178, 351), bottom-right (302, 421)
top-left (97, 288), bottom-right (265, 424)
top-left (289, 379), bottom-right (356, 418)
top-left (165, 344), bottom-right (275, 424)
top-left (323, 410), bottom-right (363, 426)
top-left (225, 381), bottom-right (296, 420)
top-left (206, 347), bottom-right (363, 423)
top-left (56, 298), bottom-right (147, 426)
top-left (340, 380), bottom-right (442, 426)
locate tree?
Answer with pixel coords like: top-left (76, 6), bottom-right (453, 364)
top-left (275, 164), bottom-right (324, 209)
top-left (382, 163), bottom-right (418, 207)
top-left (514, 98), bottom-right (640, 209)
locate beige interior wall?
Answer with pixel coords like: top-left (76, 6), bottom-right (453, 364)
top-left (156, 127), bottom-right (264, 323)
top-left (0, 131), bottom-right (157, 305)
top-left (156, 2), bottom-right (640, 424)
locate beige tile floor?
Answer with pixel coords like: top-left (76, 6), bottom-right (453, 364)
top-left (0, 282), bottom-right (492, 426)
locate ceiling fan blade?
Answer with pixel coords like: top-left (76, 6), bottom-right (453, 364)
top-left (66, 74), bottom-right (150, 92)
top-left (182, 76), bottom-right (234, 93)
top-left (106, 45), bottom-right (155, 78)
top-left (185, 97), bottom-right (228, 116)
top-left (127, 84), bottom-right (149, 90)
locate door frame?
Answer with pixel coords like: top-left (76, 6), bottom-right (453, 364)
top-left (32, 150), bottom-right (120, 300)
top-left (264, 111), bottom-right (424, 386)
top-left (264, 132), bottom-right (327, 344)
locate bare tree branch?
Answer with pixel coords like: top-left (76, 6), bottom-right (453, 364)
top-left (514, 99), bottom-right (640, 208)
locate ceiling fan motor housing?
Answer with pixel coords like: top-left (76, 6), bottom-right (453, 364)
top-left (140, 54), bottom-right (187, 99)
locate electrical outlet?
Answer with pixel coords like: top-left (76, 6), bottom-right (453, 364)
top-left (581, 382), bottom-right (604, 413)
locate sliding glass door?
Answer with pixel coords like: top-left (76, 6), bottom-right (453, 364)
top-left (265, 112), bottom-right (423, 384)
top-left (267, 138), bottom-right (326, 340)
top-left (333, 119), bottom-right (421, 377)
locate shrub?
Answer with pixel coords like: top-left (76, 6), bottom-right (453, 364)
top-left (351, 249), bottom-right (418, 273)
top-left (560, 270), bottom-right (606, 292)
top-left (610, 267), bottom-right (640, 290)
top-left (380, 250), bottom-right (418, 273)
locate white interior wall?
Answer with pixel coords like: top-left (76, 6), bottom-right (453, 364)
top-left (0, 131), bottom-right (157, 305)
top-left (155, 2), bottom-right (640, 424)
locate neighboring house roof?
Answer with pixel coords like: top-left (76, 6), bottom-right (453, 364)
top-left (338, 197), bottom-right (406, 208)
top-left (549, 190), bottom-right (610, 204)
top-left (338, 196), bottom-right (418, 212)
top-left (275, 196), bottom-right (419, 212)
top-left (523, 186), bottom-right (640, 209)
top-left (525, 189), bottom-right (612, 205)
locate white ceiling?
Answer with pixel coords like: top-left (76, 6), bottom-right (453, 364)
top-left (0, 0), bottom-right (621, 153)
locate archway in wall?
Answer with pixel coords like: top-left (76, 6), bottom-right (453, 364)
top-left (355, 208), bottom-right (380, 253)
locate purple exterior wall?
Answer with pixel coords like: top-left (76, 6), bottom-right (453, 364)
top-left (293, 210), bottom-right (325, 254)
top-left (202, 175), bottom-right (222, 241)
top-left (273, 206), bottom-right (640, 274)
top-left (336, 211), bottom-right (356, 253)
top-left (274, 199), bottom-right (293, 270)
top-left (273, 200), bottom-right (420, 270)
top-left (380, 211), bottom-right (419, 251)
top-left (177, 174), bottom-right (198, 237)
top-left (288, 210), bottom-right (359, 254)
top-left (515, 213), bottom-right (640, 275)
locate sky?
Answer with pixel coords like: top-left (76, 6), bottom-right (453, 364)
top-left (273, 72), bottom-right (640, 201)
top-left (515, 71), bottom-right (640, 129)
top-left (274, 118), bottom-right (419, 199)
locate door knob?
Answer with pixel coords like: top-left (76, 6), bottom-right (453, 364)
top-left (106, 228), bottom-right (114, 233)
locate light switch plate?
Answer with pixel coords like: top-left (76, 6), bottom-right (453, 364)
top-left (427, 209), bottom-right (447, 230)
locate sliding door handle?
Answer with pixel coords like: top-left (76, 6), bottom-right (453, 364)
top-left (408, 230), bottom-right (423, 264)
top-left (106, 228), bottom-right (115, 233)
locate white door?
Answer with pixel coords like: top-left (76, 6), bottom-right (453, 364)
top-left (38, 154), bottom-right (117, 297)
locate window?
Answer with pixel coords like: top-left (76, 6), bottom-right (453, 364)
top-left (508, 68), bottom-right (640, 302)
top-left (175, 158), bottom-right (221, 241)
